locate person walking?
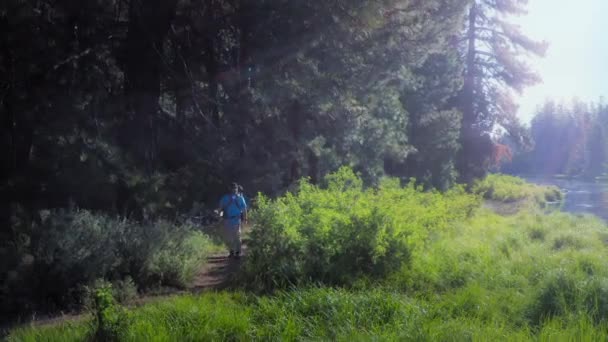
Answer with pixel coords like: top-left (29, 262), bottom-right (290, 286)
top-left (218, 182), bottom-right (247, 258)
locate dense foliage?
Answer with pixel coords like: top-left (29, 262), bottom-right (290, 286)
top-left (0, 0), bottom-right (473, 224)
top-left (9, 175), bottom-right (608, 340)
top-left (1, 210), bottom-right (219, 321)
top-left (243, 167), bottom-right (479, 291)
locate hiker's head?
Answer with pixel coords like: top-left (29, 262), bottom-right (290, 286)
top-left (231, 182), bottom-right (239, 194)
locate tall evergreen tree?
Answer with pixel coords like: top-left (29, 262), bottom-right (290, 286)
top-left (457, 0), bottom-right (546, 183)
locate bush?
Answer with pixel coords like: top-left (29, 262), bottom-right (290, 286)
top-left (242, 167), bottom-right (480, 291)
top-left (145, 227), bottom-right (217, 287)
top-left (1, 209), bottom-right (217, 320)
top-left (82, 278), bottom-right (138, 308)
top-left (473, 173), bottom-right (562, 205)
top-left (92, 284), bottom-right (130, 341)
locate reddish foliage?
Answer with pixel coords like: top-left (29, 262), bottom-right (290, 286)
top-left (491, 143), bottom-right (513, 168)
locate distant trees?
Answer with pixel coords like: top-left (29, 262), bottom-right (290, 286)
top-left (503, 99), bottom-right (608, 177)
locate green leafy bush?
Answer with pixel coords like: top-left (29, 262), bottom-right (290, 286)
top-left (1, 210), bottom-right (217, 319)
top-left (473, 173), bottom-right (563, 205)
top-left (243, 167), bottom-right (480, 291)
top-left (82, 278), bottom-right (138, 308)
top-left (92, 284), bottom-right (130, 341)
top-left (145, 226), bottom-right (217, 287)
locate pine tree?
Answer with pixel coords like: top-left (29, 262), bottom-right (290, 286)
top-left (458, 0), bottom-right (547, 183)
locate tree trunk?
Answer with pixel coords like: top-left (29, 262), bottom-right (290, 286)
top-left (1, 88), bottom-right (15, 240)
top-left (458, 3), bottom-right (477, 184)
top-left (203, 36), bottom-right (220, 128)
top-left (202, 1), bottom-right (220, 128)
top-left (463, 4), bottom-right (476, 129)
top-left (173, 42), bottom-right (193, 126)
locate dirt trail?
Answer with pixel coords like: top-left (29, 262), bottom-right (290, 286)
top-left (190, 242), bottom-right (247, 292)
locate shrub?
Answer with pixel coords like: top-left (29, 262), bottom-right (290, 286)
top-left (92, 284), bottom-right (130, 341)
top-left (144, 227), bottom-right (216, 287)
top-left (472, 173), bottom-right (562, 205)
top-left (82, 278), bottom-right (138, 309)
top-left (242, 167), bottom-right (480, 291)
top-left (1, 210), bottom-right (218, 320)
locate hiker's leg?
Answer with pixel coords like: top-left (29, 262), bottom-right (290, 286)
top-left (235, 221), bottom-right (242, 253)
top-left (223, 220), bottom-right (234, 254)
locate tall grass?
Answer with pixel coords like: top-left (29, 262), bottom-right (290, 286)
top-left (9, 289), bottom-right (608, 341)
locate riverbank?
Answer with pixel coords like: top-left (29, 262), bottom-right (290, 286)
top-left (517, 174), bottom-right (608, 221)
top-left (8, 172), bottom-right (608, 341)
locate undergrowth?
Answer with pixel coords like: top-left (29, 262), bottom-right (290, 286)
top-left (2, 210), bottom-right (223, 321)
top-left (8, 170), bottom-right (608, 340)
top-left (242, 167), bottom-right (480, 291)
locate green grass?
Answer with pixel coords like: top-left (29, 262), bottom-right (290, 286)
top-left (7, 320), bottom-right (94, 342)
top-left (9, 170), bottom-right (608, 341)
top-left (9, 289), bottom-right (608, 341)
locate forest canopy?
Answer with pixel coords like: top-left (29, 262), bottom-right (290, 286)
top-left (1, 0), bottom-right (545, 217)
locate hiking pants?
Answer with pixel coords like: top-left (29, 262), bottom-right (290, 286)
top-left (223, 218), bottom-right (242, 253)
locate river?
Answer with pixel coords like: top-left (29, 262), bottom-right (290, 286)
top-left (522, 175), bottom-right (608, 221)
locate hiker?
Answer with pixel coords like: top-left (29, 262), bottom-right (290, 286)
top-left (218, 182), bottom-right (247, 258)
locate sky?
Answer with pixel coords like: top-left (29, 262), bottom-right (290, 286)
top-left (514, 0), bottom-right (607, 123)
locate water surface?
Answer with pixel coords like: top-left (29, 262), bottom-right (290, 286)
top-left (523, 176), bottom-right (608, 221)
